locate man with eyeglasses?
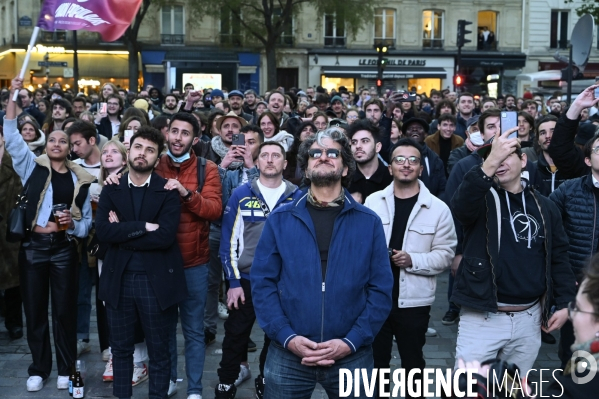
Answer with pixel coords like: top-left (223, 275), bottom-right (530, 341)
top-left (364, 138), bottom-right (456, 398)
top-left (401, 117), bottom-right (446, 199)
top-left (251, 128), bottom-right (392, 398)
top-left (347, 119), bottom-right (392, 204)
top-left (95, 94), bottom-right (123, 139)
top-left (549, 126), bottom-right (599, 368)
top-left (451, 128), bottom-right (576, 376)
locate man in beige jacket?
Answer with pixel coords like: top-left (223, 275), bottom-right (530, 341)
top-left (364, 137), bottom-right (457, 398)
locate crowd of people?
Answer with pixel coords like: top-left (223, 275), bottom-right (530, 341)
top-left (0, 76), bottom-right (598, 399)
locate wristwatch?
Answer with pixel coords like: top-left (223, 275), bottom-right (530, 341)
top-left (181, 189), bottom-right (192, 201)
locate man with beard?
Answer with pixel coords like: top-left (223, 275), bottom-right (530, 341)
top-left (96, 126), bottom-right (185, 399)
top-left (18, 88), bottom-right (46, 126)
top-left (266, 91), bottom-right (288, 126)
top-left (228, 90), bottom-right (253, 122)
top-left (455, 93), bottom-right (475, 139)
top-left (347, 119), bottom-right (392, 204)
top-left (533, 115), bottom-right (566, 196)
top-left (162, 94), bottom-right (180, 116)
top-left (401, 118), bottom-right (446, 199)
top-left (95, 94), bottom-right (122, 139)
top-left (243, 90), bottom-right (258, 115)
top-left (504, 94), bottom-right (517, 111)
top-left (251, 129), bottom-right (392, 398)
top-left (328, 96), bottom-right (346, 120)
top-left (71, 97), bottom-right (87, 119)
top-left (154, 112), bottom-right (223, 399)
top-left (215, 141), bottom-right (302, 399)
top-left (365, 138), bottom-right (456, 398)
top-left (42, 98), bottom-right (72, 134)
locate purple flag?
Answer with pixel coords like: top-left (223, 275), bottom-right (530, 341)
top-left (37, 0), bottom-right (143, 42)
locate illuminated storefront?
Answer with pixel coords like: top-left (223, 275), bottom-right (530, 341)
top-left (0, 44), bottom-right (138, 92)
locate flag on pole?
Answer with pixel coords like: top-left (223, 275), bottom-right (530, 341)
top-left (37, 0), bottom-right (144, 42)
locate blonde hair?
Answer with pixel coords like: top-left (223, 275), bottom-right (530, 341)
top-left (99, 139), bottom-right (128, 185)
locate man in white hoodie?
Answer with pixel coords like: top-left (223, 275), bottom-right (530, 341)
top-left (364, 138), bottom-right (456, 398)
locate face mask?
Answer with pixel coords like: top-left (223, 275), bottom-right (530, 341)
top-left (469, 131), bottom-right (484, 146)
top-left (167, 148), bottom-right (190, 163)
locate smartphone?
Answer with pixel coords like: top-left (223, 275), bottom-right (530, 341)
top-left (124, 130), bottom-right (134, 141)
top-left (501, 111), bottom-right (518, 139)
top-left (393, 90), bottom-right (417, 103)
top-left (100, 102), bottom-right (107, 114)
top-left (232, 133), bottom-right (245, 146)
top-left (594, 87), bottom-right (599, 99)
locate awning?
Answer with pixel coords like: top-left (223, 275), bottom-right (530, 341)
top-left (460, 53), bottom-right (527, 68)
top-left (19, 52), bottom-right (134, 78)
top-left (321, 66), bottom-right (447, 79)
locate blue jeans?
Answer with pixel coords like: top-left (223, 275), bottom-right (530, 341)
top-left (76, 252), bottom-right (95, 340)
top-left (169, 264), bottom-right (209, 395)
top-left (265, 342), bottom-right (374, 399)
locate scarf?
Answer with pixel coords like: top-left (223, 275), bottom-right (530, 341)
top-left (265, 130), bottom-right (295, 152)
top-left (307, 188), bottom-right (345, 207)
top-left (564, 336), bottom-right (599, 375)
top-left (211, 136), bottom-right (243, 169)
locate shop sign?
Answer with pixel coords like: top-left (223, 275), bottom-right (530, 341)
top-left (361, 73), bottom-right (415, 79)
top-left (359, 59), bottom-right (427, 66)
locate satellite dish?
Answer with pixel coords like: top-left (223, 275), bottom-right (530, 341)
top-left (571, 14), bottom-right (595, 68)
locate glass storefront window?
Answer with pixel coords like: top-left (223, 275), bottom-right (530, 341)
top-left (407, 78), bottom-right (442, 96)
top-left (320, 77), bottom-right (355, 94)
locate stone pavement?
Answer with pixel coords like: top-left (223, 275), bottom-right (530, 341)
top-left (0, 270), bottom-right (562, 398)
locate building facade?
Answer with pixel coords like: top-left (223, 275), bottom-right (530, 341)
top-left (520, 0), bottom-right (599, 96)
top-left (0, 0), bottom-right (529, 96)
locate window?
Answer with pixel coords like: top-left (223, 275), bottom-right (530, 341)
top-left (550, 11), bottom-right (568, 49)
top-left (324, 14), bottom-right (346, 47)
top-left (478, 11), bottom-right (498, 50)
top-left (161, 5), bottom-right (184, 45)
top-left (220, 9), bottom-right (242, 46)
top-left (40, 30), bottom-right (67, 42)
top-left (374, 8), bottom-right (395, 48)
top-left (274, 8), bottom-right (294, 46)
top-left (422, 10), bottom-right (444, 48)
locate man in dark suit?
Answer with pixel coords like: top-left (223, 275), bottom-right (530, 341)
top-left (96, 126), bottom-right (186, 399)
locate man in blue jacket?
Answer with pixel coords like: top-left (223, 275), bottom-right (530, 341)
top-left (251, 128), bottom-right (393, 398)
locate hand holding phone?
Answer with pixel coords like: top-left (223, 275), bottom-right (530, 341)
top-left (501, 111), bottom-right (518, 139)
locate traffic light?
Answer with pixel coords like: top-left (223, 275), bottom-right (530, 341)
top-left (376, 79), bottom-right (383, 88)
top-left (375, 45), bottom-right (388, 78)
top-left (454, 74), bottom-right (464, 87)
top-left (457, 20), bottom-right (472, 48)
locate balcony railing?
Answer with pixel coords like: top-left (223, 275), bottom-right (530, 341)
top-left (374, 38), bottom-right (396, 49)
top-left (161, 34), bottom-right (185, 45)
top-left (423, 38), bottom-right (444, 49)
top-left (324, 36), bottom-right (346, 47)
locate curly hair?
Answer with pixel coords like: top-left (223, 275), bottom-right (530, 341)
top-left (297, 128), bottom-right (355, 188)
top-left (130, 126), bottom-right (165, 155)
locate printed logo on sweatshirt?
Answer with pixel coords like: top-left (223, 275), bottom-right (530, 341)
top-left (512, 211), bottom-right (543, 241)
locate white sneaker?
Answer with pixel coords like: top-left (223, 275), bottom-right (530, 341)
top-left (26, 376), bottom-right (46, 392)
top-left (168, 380), bottom-right (177, 397)
top-left (234, 364), bottom-right (251, 387)
top-left (103, 357), bottom-right (113, 382)
top-left (218, 302), bottom-right (229, 320)
top-left (425, 328), bottom-right (437, 337)
top-left (187, 395), bottom-right (202, 399)
top-left (102, 348), bottom-right (111, 361)
top-left (77, 340), bottom-right (91, 357)
top-left (132, 363), bottom-right (149, 386)
top-left (57, 375), bottom-right (69, 389)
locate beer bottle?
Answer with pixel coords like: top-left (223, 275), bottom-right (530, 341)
top-left (73, 371), bottom-right (84, 398)
top-left (69, 363), bottom-right (76, 396)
